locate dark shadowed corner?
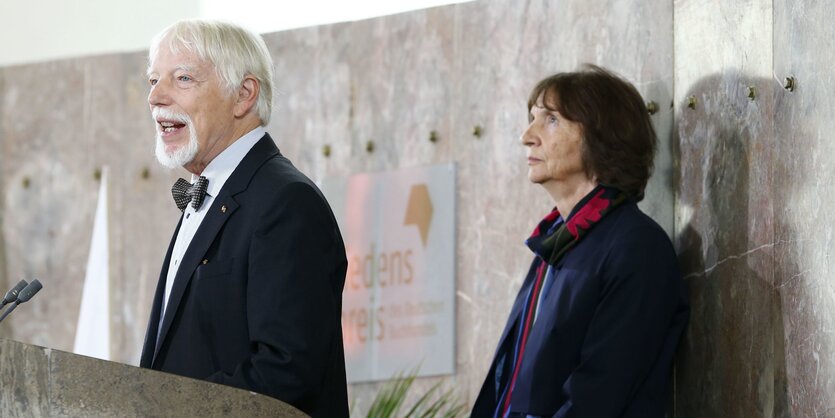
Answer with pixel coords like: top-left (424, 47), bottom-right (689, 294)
top-left (673, 71), bottom-right (789, 418)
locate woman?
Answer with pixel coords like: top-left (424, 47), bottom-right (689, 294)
top-left (472, 66), bottom-right (689, 417)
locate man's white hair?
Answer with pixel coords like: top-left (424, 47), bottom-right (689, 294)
top-left (149, 20), bottom-right (274, 125)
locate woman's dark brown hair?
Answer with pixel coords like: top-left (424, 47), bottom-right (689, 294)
top-left (527, 65), bottom-right (657, 201)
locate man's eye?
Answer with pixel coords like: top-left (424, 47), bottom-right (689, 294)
top-left (178, 75), bottom-right (192, 82)
top-left (548, 115), bottom-right (558, 124)
top-left (149, 78), bottom-right (158, 86)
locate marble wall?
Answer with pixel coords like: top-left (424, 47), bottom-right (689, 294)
top-left (775, 1), bottom-right (835, 413)
top-left (0, 0), bottom-right (831, 416)
top-left (673, 0), bottom-right (781, 415)
top-left (0, 55), bottom-right (183, 364)
top-left (675, 0), bottom-right (835, 416)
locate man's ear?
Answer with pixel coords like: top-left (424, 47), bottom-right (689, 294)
top-left (234, 75), bottom-right (260, 118)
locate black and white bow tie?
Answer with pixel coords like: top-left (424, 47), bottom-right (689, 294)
top-left (171, 176), bottom-right (209, 212)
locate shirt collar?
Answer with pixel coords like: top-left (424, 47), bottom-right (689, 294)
top-left (192, 126), bottom-right (266, 198)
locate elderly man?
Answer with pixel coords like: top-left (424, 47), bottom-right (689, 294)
top-left (139, 20), bottom-right (349, 417)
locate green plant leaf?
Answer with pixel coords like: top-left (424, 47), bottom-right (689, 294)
top-left (364, 369), bottom-right (466, 418)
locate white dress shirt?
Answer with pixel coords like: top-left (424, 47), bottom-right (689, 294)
top-left (160, 126), bottom-right (266, 322)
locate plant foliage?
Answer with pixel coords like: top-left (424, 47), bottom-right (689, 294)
top-left (364, 371), bottom-right (467, 418)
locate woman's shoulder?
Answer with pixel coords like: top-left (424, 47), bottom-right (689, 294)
top-left (603, 201), bottom-right (671, 243)
top-left (576, 201), bottom-right (677, 269)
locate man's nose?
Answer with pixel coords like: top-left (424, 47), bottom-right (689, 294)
top-left (148, 81), bottom-right (170, 107)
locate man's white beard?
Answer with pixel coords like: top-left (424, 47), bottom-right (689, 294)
top-left (153, 108), bottom-right (199, 169)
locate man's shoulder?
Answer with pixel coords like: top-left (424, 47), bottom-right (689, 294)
top-left (253, 153), bottom-right (310, 187)
top-left (244, 154), bottom-right (328, 204)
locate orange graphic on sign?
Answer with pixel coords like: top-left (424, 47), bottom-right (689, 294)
top-left (403, 184), bottom-right (433, 247)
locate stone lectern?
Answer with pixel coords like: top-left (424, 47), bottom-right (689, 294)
top-left (0, 338), bottom-right (308, 417)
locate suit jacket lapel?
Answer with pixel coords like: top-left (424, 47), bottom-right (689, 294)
top-left (489, 256), bottom-right (545, 369)
top-left (141, 216), bottom-right (182, 367)
top-left (152, 134), bottom-right (280, 363)
top-left (492, 280), bottom-right (529, 361)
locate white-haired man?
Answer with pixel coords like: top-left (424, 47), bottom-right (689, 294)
top-left (139, 20), bottom-right (349, 418)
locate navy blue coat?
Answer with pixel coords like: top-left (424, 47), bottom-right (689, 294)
top-left (472, 199), bottom-right (689, 417)
top-left (140, 134), bottom-right (349, 417)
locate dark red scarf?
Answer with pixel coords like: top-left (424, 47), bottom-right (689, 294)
top-left (527, 185), bottom-right (629, 266)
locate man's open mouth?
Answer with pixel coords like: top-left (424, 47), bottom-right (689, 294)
top-left (158, 120), bottom-right (186, 135)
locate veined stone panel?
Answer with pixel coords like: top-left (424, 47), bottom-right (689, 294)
top-left (2, 0), bottom-right (834, 415)
top-left (1, 59), bottom-right (110, 352)
top-left (0, 0), bottom-right (676, 415)
top-left (265, 6), bottom-right (457, 179)
top-left (0, 70), bottom-right (7, 338)
top-left (673, 0), bottom-right (786, 416)
top-left (0, 54), bottom-right (182, 365)
top-left (262, 25), bottom-right (324, 177)
top-left (0, 338), bottom-right (49, 416)
top-left (774, 0), bottom-right (835, 415)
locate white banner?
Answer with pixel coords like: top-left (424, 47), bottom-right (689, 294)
top-left (321, 163), bottom-right (456, 383)
top-left (74, 167), bottom-right (110, 360)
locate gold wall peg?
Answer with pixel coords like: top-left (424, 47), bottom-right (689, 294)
top-left (366, 140), bottom-right (375, 153)
top-left (747, 86), bottom-right (757, 101)
top-left (784, 76), bottom-right (796, 92)
top-left (429, 130), bottom-right (439, 143)
top-left (646, 101), bottom-right (659, 115)
top-left (687, 96), bottom-right (697, 110)
top-left (322, 144), bottom-right (332, 158)
top-left (472, 125), bottom-right (483, 138)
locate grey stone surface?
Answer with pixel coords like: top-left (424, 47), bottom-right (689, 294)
top-left (673, 69), bottom-right (784, 417)
top-left (773, 0), bottom-right (835, 415)
top-left (0, 55), bottom-right (180, 366)
top-left (0, 338), bottom-right (305, 417)
top-left (673, 0), bottom-right (808, 416)
top-left (48, 346), bottom-right (305, 417)
top-left (1, 59), bottom-right (99, 351)
top-left (7, 0), bottom-right (835, 415)
top-left (0, 338), bottom-right (50, 417)
top-left (0, 1), bottom-right (675, 414)
top-left (0, 69), bottom-right (8, 339)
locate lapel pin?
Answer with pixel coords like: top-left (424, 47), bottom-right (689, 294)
top-left (221, 205), bottom-right (227, 213)
top-left (202, 259), bottom-right (209, 265)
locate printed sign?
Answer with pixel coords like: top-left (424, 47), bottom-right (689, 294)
top-left (320, 163), bottom-right (456, 383)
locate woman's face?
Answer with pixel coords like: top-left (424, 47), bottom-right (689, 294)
top-left (521, 94), bottom-right (588, 187)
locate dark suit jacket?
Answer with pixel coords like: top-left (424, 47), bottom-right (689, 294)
top-left (472, 200), bottom-right (689, 418)
top-left (140, 134), bottom-right (349, 418)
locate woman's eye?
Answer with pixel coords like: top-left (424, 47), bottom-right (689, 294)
top-left (148, 78), bottom-right (158, 86)
top-left (548, 115), bottom-right (558, 124)
top-left (178, 75), bottom-right (192, 82)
